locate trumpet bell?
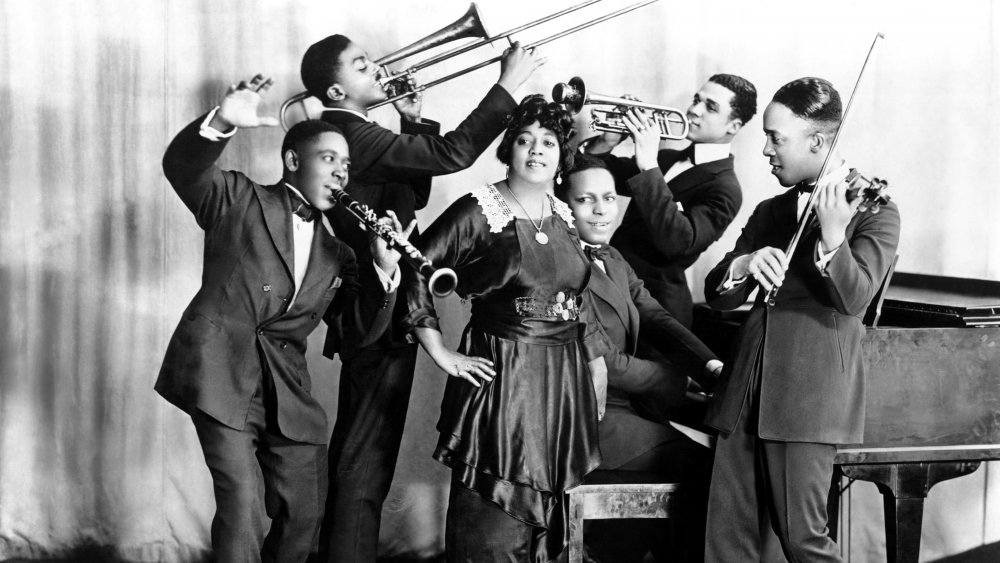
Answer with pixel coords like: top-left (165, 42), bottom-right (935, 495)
top-left (552, 75), bottom-right (690, 141)
top-left (551, 76), bottom-right (587, 113)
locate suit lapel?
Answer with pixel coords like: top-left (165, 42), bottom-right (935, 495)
top-left (589, 260), bottom-right (640, 354)
top-left (588, 263), bottom-right (631, 335)
top-left (257, 183), bottom-right (295, 282)
top-left (665, 155), bottom-right (735, 197)
top-left (604, 256), bottom-right (641, 352)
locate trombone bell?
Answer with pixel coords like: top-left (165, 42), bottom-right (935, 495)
top-left (375, 3), bottom-right (489, 67)
top-left (552, 76), bottom-right (690, 141)
top-left (375, 3), bottom-right (490, 103)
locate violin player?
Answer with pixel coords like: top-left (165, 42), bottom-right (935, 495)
top-left (701, 77), bottom-right (900, 562)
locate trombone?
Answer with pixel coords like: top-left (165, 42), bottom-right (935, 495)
top-left (552, 76), bottom-right (690, 140)
top-left (280, 0), bottom-right (660, 130)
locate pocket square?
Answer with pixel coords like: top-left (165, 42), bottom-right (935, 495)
top-left (330, 277), bottom-right (342, 290)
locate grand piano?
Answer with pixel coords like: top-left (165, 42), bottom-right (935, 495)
top-left (693, 271), bottom-right (1000, 563)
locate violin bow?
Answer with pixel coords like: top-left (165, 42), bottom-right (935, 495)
top-left (767, 32), bottom-right (886, 307)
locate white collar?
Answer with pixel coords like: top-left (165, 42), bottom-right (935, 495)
top-left (692, 142), bottom-right (731, 165)
top-left (320, 107), bottom-right (371, 123)
top-left (798, 160), bottom-right (852, 197)
top-left (283, 182), bottom-right (336, 236)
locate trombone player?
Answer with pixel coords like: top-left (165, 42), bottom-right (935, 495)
top-left (298, 33), bottom-right (543, 563)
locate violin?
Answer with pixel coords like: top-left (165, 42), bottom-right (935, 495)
top-left (844, 169), bottom-right (890, 213)
top-left (766, 32), bottom-right (886, 307)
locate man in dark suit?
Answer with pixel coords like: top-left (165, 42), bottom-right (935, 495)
top-left (702, 77), bottom-right (900, 562)
top-left (559, 155), bottom-right (723, 563)
top-left (297, 35), bottom-right (544, 562)
top-left (156, 75), bottom-right (406, 562)
top-left (585, 74), bottom-right (758, 327)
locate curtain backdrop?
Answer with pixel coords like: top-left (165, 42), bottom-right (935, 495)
top-left (2, 0), bottom-right (998, 561)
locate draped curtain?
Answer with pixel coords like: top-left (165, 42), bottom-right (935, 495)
top-left (2, 1), bottom-right (998, 560)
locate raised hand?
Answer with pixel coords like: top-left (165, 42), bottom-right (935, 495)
top-left (213, 74), bottom-right (280, 130)
top-left (621, 108), bottom-right (660, 171)
top-left (497, 41), bottom-right (547, 96)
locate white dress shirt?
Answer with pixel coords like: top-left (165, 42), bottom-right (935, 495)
top-left (662, 142), bottom-right (732, 185)
top-left (199, 112), bottom-right (399, 310)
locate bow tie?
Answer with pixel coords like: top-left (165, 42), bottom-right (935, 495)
top-left (292, 201), bottom-right (320, 222)
top-left (584, 244), bottom-right (610, 262)
top-left (796, 181), bottom-right (816, 194)
top-left (678, 144), bottom-right (696, 164)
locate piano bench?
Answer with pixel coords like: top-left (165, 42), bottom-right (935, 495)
top-left (565, 481), bottom-right (682, 563)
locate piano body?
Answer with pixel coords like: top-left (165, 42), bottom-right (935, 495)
top-left (693, 272), bottom-right (1000, 563)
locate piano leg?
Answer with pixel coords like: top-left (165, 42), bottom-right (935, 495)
top-left (839, 462), bottom-right (980, 563)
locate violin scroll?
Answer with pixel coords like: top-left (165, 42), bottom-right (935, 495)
top-left (845, 169), bottom-right (890, 214)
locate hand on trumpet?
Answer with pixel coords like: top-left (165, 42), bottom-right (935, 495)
top-left (213, 74), bottom-right (280, 131)
top-left (584, 94), bottom-right (640, 155)
top-left (369, 210), bottom-right (418, 279)
top-left (390, 72), bottom-right (424, 123)
top-left (620, 107), bottom-right (661, 172)
top-left (497, 41), bottom-right (547, 97)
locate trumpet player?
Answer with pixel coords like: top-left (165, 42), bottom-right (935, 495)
top-left (585, 74), bottom-right (758, 328)
top-left (297, 34), bottom-right (544, 563)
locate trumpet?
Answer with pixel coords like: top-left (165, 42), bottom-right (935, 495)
top-left (552, 76), bottom-right (690, 140)
top-left (329, 187), bottom-right (458, 298)
top-left (280, 0), bottom-right (660, 129)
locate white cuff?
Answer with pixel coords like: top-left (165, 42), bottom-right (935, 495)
top-left (199, 107), bottom-right (238, 141)
top-left (720, 261), bottom-right (748, 292)
top-left (374, 262), bottom-right (401, 292)
top-left (814, 241), bottom-right (840, 273)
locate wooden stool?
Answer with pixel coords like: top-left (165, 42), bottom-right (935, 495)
top-left (565, 482), bottom-right (681, 562)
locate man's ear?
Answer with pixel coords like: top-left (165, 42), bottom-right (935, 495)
top-left (325, 83), bottom-right (346, 103)
top-left (726, 118), bottom-right (744, 136)
top-left (284, 149), bottom-right (299, 172)
top-left (809, 131), bottom-right (826, 153)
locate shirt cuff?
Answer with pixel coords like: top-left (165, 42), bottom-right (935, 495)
top-left (719, 261), bottom-right (748, 292)
top-left (374, 262), bottom-right (401, 292)
top-left (199, 107), bottom-right (238, 141)
top-left (814, 241), bottom-right (840, 273)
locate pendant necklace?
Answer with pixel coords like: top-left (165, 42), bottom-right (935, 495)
top-left (506, 186), bottom-right (549, 244)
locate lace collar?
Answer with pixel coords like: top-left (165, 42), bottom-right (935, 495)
top-left (471, 183), bottom-right (576, 234)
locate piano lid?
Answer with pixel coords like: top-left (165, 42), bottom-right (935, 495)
top-left (878, 272), bottom-right (1000, 328)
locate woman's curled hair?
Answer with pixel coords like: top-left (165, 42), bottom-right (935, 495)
top-left (496, 94), bottom-right (576, 174)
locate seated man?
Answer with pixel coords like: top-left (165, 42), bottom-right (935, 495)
top-left (558, 155), bottom-right (723, 563)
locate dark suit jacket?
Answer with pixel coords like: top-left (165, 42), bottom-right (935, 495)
top-left (156, 114), bottom-right (396, 445)
top-left (321, 84), bottom-right (516, 355)
top-left (703, 187), bottom-right (900, 444)
top-left (586, 246), bottom-right (717, 467)
top-left (599, 148), bottom-right (743, 327)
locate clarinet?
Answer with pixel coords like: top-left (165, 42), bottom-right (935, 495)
top-left (330, 187), bottom-right (458, 297)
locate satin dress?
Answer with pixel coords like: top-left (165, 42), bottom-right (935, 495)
top-left (404, 184), bottom-right (602, 560)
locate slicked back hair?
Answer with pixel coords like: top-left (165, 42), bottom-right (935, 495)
top-left (772, 77), bottom-right (842, 137)
top-left (281, 119), bottom-right (346, 172)
top-left (708, 73), bottom-right (758, 125)
top-left (555, 153), bottom-right (609, 203)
